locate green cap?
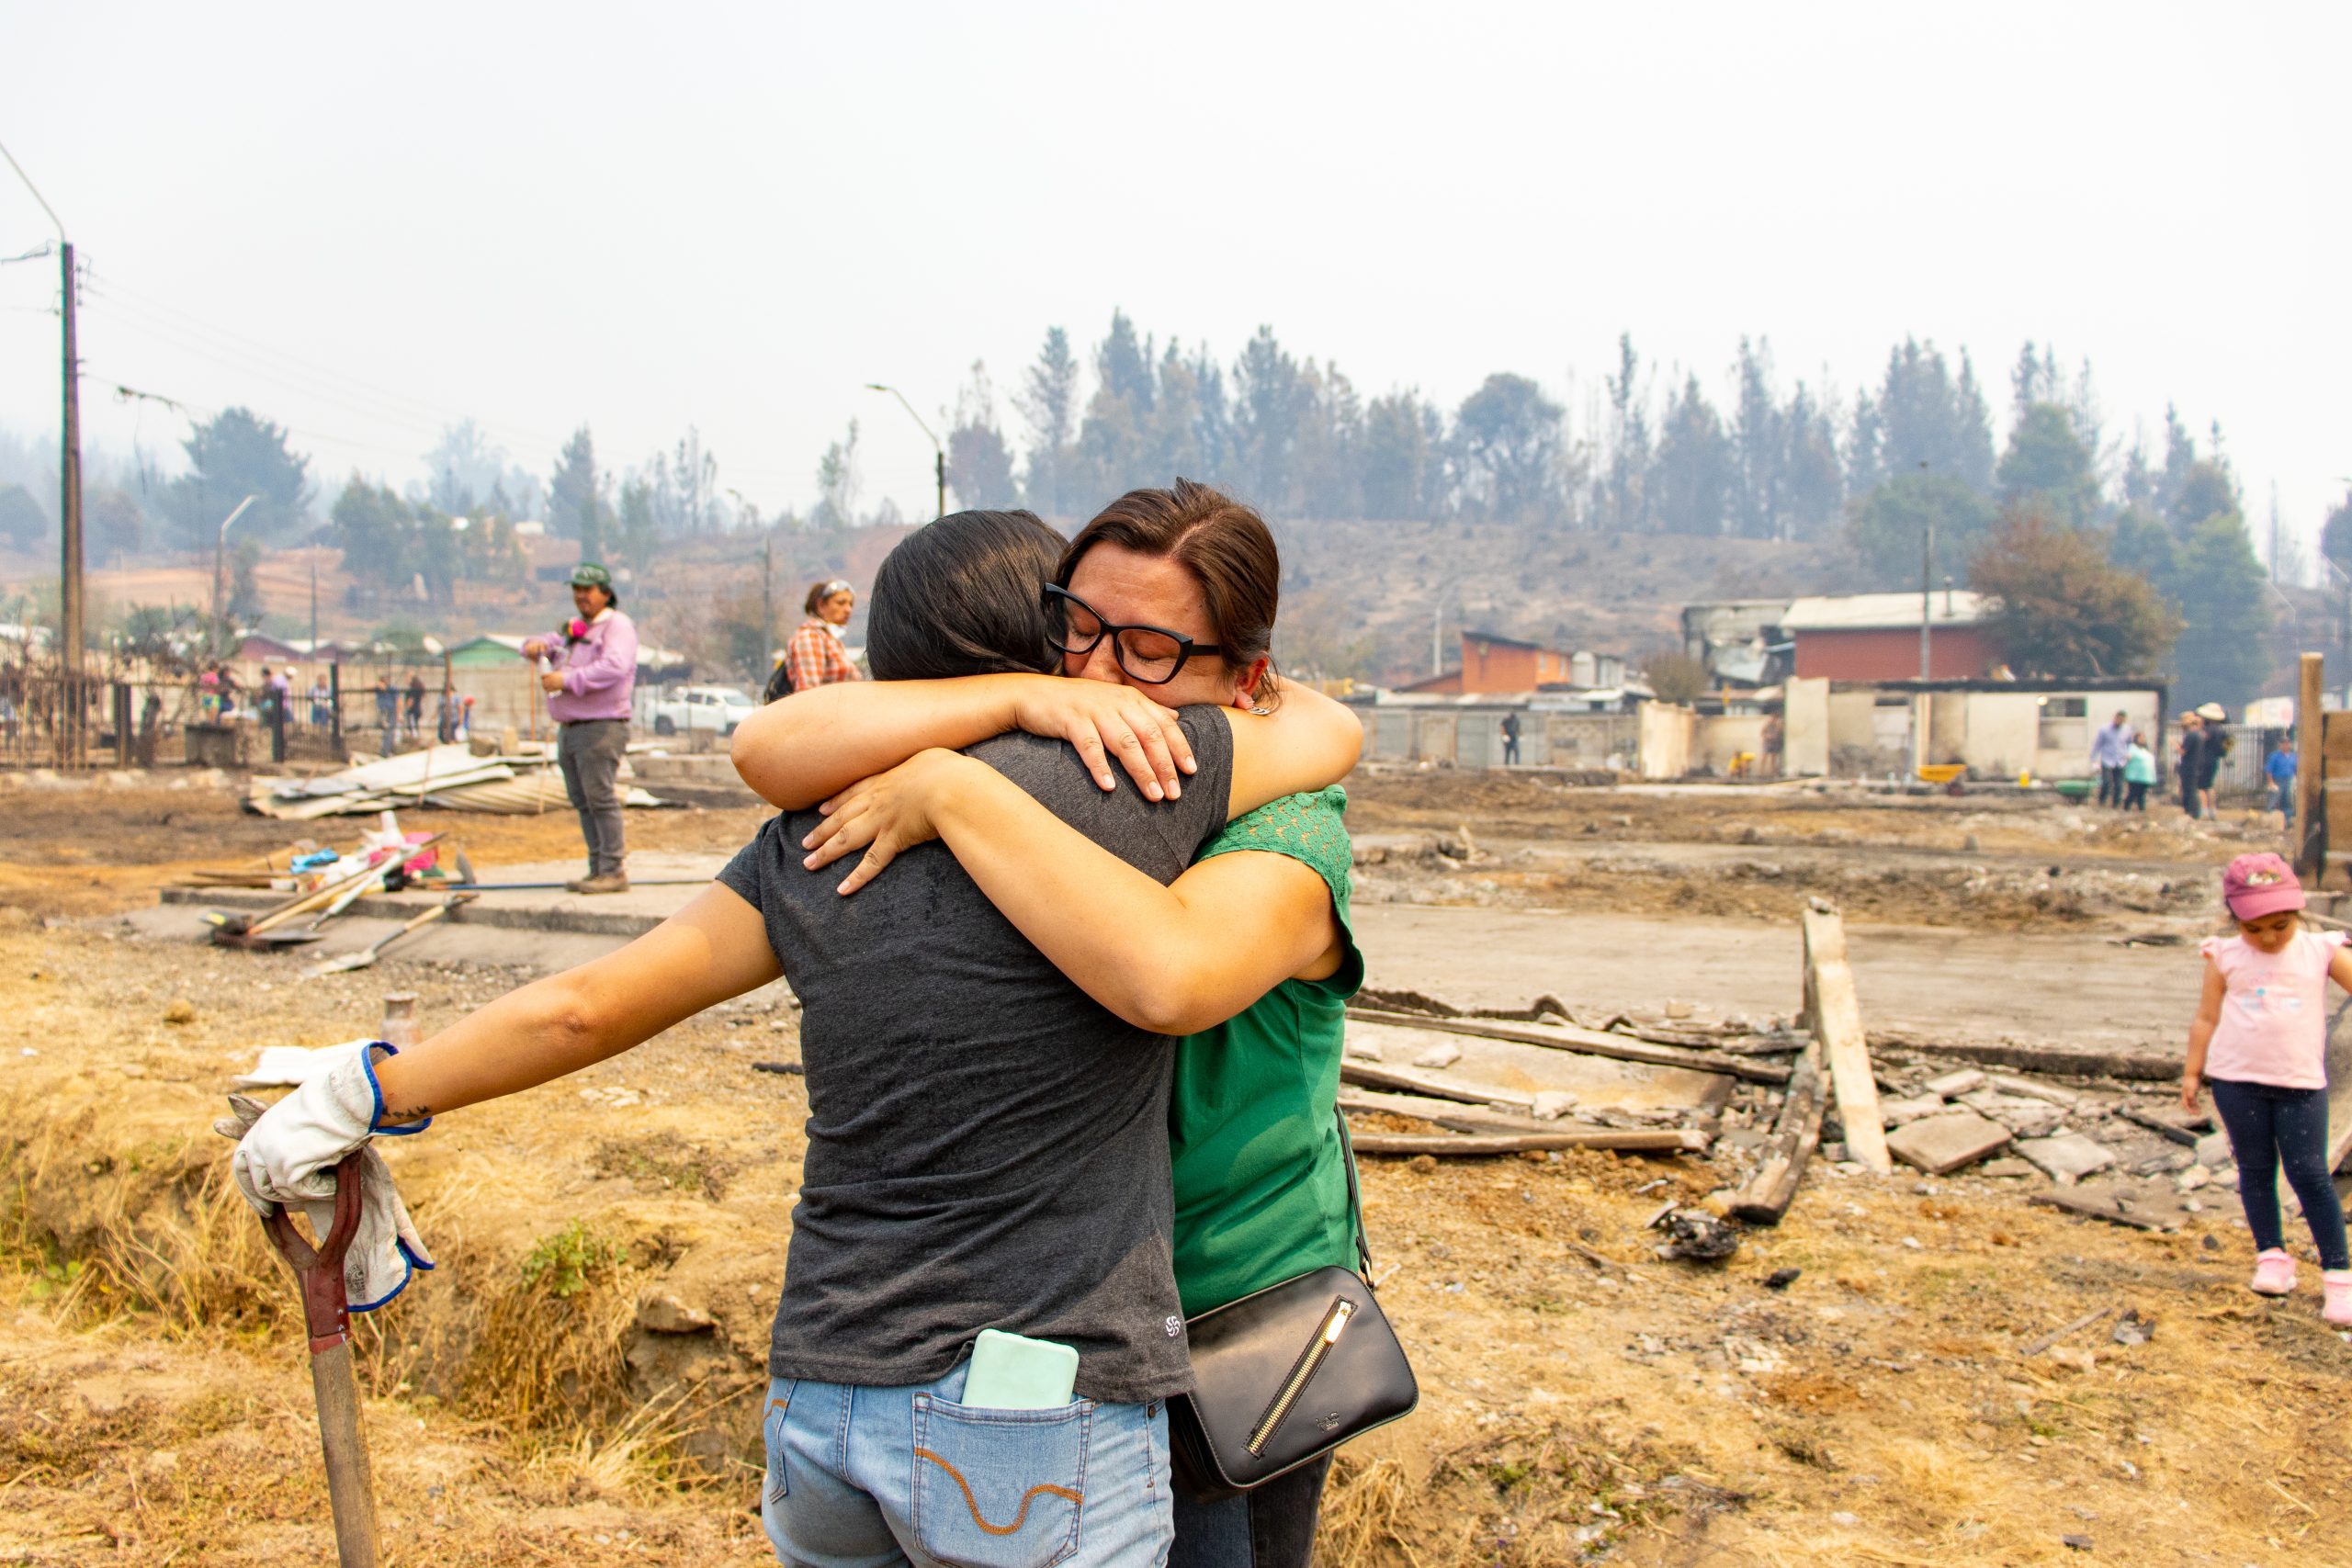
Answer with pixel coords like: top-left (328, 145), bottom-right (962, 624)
top-left (570, 561), bottom-right (614, 589)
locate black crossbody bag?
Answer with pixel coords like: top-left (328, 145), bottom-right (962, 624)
top-left (1167, 1114), bottom-right (1419, 1499)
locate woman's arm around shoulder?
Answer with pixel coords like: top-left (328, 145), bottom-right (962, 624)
top-left (1221, 681), bottom-right (1364, 819)
top-left (730, 672), bottom-right (1200, 811)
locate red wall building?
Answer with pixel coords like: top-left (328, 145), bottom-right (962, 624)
top-left (1792, 625), bottom-right (1994, 681)
top-left (1402, 632), bottom-right (1577, 695)
top-left (1782, 592), bottom-right (1996, 682)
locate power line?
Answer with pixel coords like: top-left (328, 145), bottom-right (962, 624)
top-left (84, 267), bottom-right (561, 454)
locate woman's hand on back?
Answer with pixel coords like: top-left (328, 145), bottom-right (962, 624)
top-left (1007, 678), bottom-right (1194, 800)
top-left (802, 749), bottom-right (975, 895)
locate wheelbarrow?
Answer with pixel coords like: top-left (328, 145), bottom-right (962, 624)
top-left (262, 1152), bottom-right (382, 1568)
top-left (1916, 762), bottom-right (1967, 796)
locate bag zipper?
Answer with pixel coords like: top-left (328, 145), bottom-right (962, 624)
top-left (1246, 1297), bottom-right (1355, 1455)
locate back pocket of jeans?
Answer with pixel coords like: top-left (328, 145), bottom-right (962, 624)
top-left (910, 1393), bottom-right (1090, 1568)
top-left (761, 1380), bottom-right (797, 1505)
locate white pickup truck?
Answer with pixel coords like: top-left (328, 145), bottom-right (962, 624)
top-left (639, 684), bottom-right (757, 738)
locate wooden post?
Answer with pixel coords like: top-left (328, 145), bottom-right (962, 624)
top-left (1803, 905), bottom-right (1891, 1174)
top-left (2295, 652), bottom-right (2323, 877)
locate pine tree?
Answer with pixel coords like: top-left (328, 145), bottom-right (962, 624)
top-left (1016, 328), bottom-right (1081, 518)
top-left (1649, 375), bottom-right (1734, 537)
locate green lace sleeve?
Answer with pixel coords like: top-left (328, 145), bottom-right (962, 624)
top-left (1196, 784), bottom-right (1353, 928)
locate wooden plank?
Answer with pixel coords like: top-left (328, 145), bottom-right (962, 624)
top-left (1344, 1006), bottom-right (1786, 1085)
top-left (1340, 1060), bottom-right (1534, 1111)
top-left (2324, 707), bottom-right (2352, 761)
top-left (2028, 1190), bottom-right (2179, 1233)
top-left (1802, 906), bottom-right (1889, 1173)
top-left (1725, 1036), bottom-right (1826, 1225)
top-left (2296, 653), bottom-right (2324, 876)
top-left (1870, 1031), bottom-right (2178, 1080)
top-left (1349, 1129), bottom-right (1711, 1157)
top-left (1339, 1090), bottom-right (1560, 1135)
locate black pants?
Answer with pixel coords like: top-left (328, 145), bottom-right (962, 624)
top-left (2208, 1077), bottom-right (2349, 1270)
top-left (2124, 780), bottom-right (2148, 812)
top-left (2180, 772), bottom-right (2201, 817)
top-left (1503, 737), bottom-right (1521, 765)
top-left (1170, 1454), bottom-right (1333, 1568)
top-left (2097, 763), bottom-right (2124, 807)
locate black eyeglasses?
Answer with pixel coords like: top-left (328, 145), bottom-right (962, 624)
top-left (1042, 584), bottom-right (1227, 686)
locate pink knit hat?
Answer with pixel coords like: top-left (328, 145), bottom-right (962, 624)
top-left (2223, 852), bottom-right (2304, 921)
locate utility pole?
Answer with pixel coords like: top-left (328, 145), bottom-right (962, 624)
top-left (864, 384), bottom-right (946, 520)
top-left (309, 544), bottom-right (320, 652)
top-left (59, 241), bottom-right (83, 759)
top-left (4, 139), bottom-right (79, 761)
top-left (1917, 461), bottom-right (1934, 682)
top-left (212, 495), bottom-right (258, 657)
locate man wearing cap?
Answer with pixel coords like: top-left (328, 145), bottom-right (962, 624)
top-left (522, 563), bottom-right (639, 894)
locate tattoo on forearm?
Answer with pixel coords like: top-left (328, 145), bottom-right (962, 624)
top-left (382, 1105), bottom-right (432, 1125)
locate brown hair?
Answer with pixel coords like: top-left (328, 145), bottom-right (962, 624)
top-left (1057, 478), bottom-right (1280, 700)
top-left (804, 578), bottom-right (854, 615)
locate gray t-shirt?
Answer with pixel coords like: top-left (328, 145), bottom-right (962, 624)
top-left (717, 713), bottom-right (1235, 1404)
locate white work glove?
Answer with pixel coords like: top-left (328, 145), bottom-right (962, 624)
top-left (217, 1042), bottom-right (435, 1313)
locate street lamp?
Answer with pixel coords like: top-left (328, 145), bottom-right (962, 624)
top-left (212, 494), bottom-right (258, 657)
top-left (726, 486), bottom-right (775, 666)
top-left (864, 383), bottom-right (946, 521)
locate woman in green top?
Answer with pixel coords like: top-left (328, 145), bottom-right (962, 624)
top-left (735, 479), bottom-right (1365, 1567)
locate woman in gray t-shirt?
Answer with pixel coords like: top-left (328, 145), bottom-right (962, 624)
top-left (225, 509), bottom-right (1361, 1568)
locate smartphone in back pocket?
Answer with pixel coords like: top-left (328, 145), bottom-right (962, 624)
top-left (961, 1329), bottom-right (1079, 1409)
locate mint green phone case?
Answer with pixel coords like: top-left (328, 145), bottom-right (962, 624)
top-left (962, 1329), bottom-right (1080, 1410)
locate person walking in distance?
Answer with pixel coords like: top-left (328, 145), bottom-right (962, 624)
top-left (765, 579), bottom-right (862, 702)
top-left (2122, 731), bottom-right (2155, 813)
top-left (403, 672), bottom-right (426, 742)
top-left (1501, 709), bottom-right (1522, 766)
top-left (2091, 708), bottom-right (2132, 808)
top-left (523, 563), bottom-right (639, 894)
top-left (307, 671), bottom-right (331, 730)
top-left (374, 673), bottom-right (399, 752)
top-left (2181, 853), bottom-right (2352, 1325)
top-left (2267, 732), bottom-right (2298, 829)
top-left (2177, 713), bottom-right (2208, 818)
top-left (2196, 702), bottom-right (2232, 821)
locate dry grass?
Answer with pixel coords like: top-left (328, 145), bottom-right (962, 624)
top-left (5, 866), bottom-right (2352, 1562)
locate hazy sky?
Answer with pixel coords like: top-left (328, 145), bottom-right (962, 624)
top-left (4, 2), bottom-right (2345, 558)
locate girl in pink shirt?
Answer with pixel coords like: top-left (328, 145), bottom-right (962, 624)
top-left (2183, 852), bottom-right (2351, 1321)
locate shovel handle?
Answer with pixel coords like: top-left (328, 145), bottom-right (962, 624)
top-left (262, 1151), bottom-right (380, 1567)
top-left (263, 1150), bottom-right (366, 1353)
top-left (311, 1338), bottom-right (382, 1568)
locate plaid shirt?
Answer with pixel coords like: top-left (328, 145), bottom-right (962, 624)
top-left (783, 619), bottom-right (859, 694)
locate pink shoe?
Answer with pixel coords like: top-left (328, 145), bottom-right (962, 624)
top-left (2324, 1271), bottom-right (2352, 1327)
top-left (2250, 1248), bottom-right (2298, 1296)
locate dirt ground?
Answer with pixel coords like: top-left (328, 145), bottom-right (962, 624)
top-left (3, 769), bottom-right (2348, 1566)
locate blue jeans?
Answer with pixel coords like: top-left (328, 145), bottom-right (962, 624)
top-left (1169, 1454), bottom-right (1331, 1568)
top-left (761, 1364), bottom-right (1172, 1568)
top-left (2208, 1077), bottom-right (2349, 1270)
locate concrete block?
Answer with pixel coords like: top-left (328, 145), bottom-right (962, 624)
top-left (1887, 1111), bottom-right (2012, 1176)
top-left (1978, 1156), bottom-right (2040, 1179)
top-left (1882, 1094), bottom-right (1949, 1126)
top-left (2016, 1134), bottom-right (2119, 1184)
top-left (1412, 1042), bottom-right (1464, 1070)
top-left (1959, 1089), bottom-right (2066, 1137)
top-left (2193, 1130), bottom-right (2233, 1168)
top-left (1987, 1074), bottom-right (2080, 1106)
top-left (1923, 1068), bottom-right (1986, 1099)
